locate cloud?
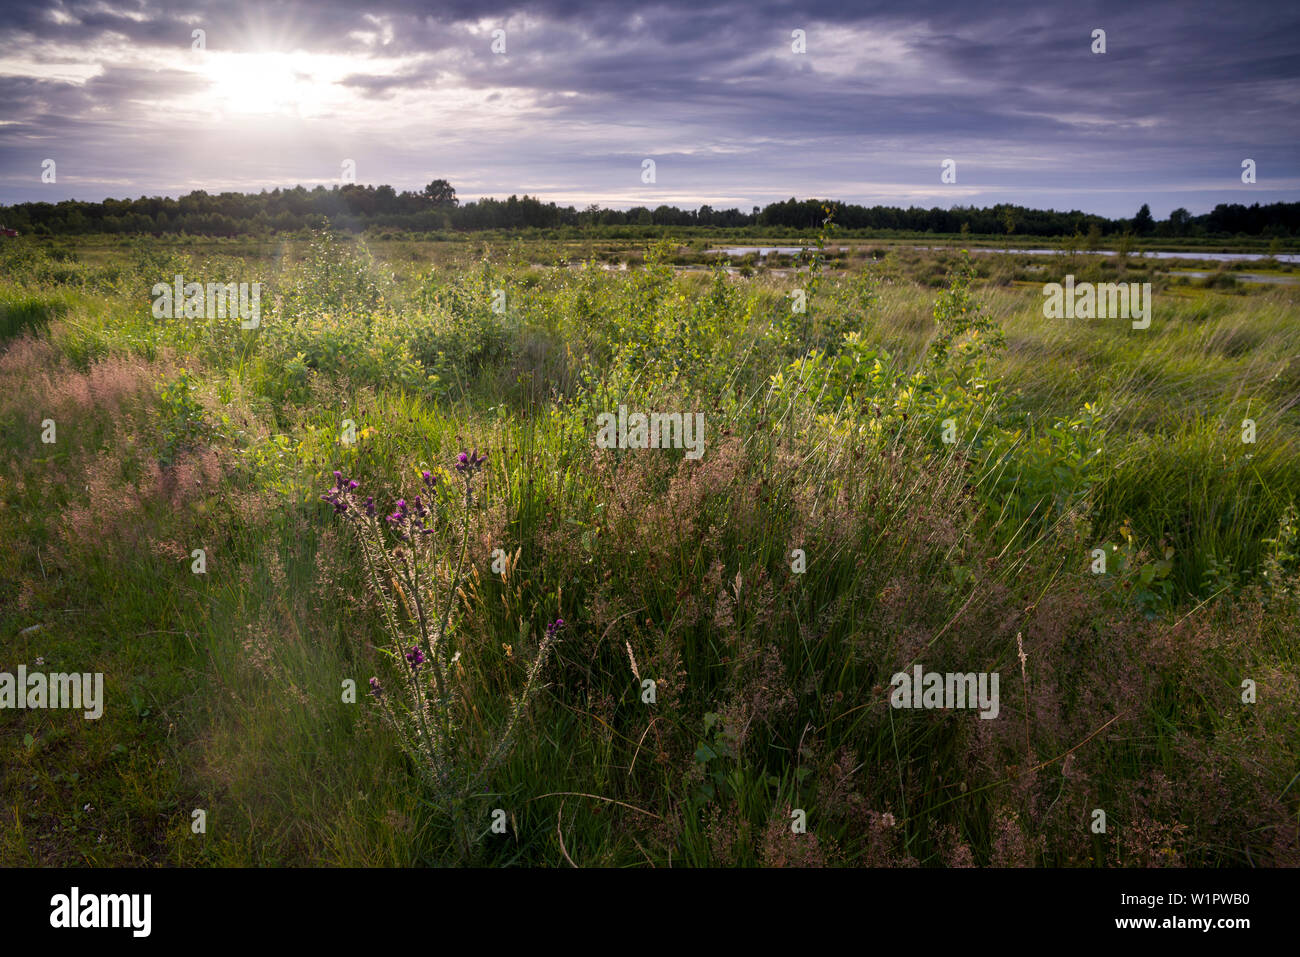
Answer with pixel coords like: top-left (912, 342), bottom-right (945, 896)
top-left (1, 0), bottom-right (1297, 217)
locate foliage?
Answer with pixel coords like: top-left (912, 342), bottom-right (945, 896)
top-left (4, 234), bottom-right (1299, 869)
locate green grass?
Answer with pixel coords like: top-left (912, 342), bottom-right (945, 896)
top-left (2, 232), bottom-right (1297, 867)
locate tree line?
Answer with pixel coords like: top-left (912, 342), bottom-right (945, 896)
top-left (2, 180), bottom-right (1297, 239)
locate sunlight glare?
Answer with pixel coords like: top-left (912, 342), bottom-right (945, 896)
top-left (198, 50), bottom-right (337, 117)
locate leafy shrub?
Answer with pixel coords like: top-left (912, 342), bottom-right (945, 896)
top-left (155, 368), bottom-right (207, 466)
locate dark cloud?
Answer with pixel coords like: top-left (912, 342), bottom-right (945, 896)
top-left (1, 0), bottom-right (1297, 215)
top-left (337, 67), bottom-right (431, 96)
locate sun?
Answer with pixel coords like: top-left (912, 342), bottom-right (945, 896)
top-left (197, 50), bottom-right (334, 117)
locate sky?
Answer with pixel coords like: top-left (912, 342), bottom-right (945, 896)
top-left (1, 0), bottom-right (1297, 218)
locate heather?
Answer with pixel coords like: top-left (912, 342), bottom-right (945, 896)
top-left (2, 232), bottom-right (1297, 866)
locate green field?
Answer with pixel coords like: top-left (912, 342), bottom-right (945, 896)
top-left (2, 232), bottom-right (1297, 866)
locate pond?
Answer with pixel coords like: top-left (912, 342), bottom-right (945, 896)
top-left (915, 246), bottom-right (1300, 263)
top-left (707, 245), bottom-right (1300, 263)
top-left (1168, 271), bottom-right (1300, 284)
top-left (706, 246), bottom-right (850, 257)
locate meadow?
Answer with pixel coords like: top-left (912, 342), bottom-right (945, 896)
top-left (2, 230), bottom-right (1298, 866)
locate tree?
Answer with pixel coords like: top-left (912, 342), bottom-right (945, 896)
top-left (423, 179), bottom-right (458, 207)
top-left (1133, 203), bottom-right (1154, 235)
top-left (1168, 207), bottom-right (1191, 236)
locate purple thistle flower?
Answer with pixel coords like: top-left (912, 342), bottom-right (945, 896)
top-left (369, 677), bottom-right (382, 697)
top-left (455, 447), bottom-right (489, 476)
top-left (545, 618), bottom-right (564, 642)
top-left (405, 646), bottom-right (425, 670)
top-left (321, 470), bottom-right (361, 517)
top-left (387, 498), bottom-right (409, 526)
top-left (422, 470), bottom-right (437, 490)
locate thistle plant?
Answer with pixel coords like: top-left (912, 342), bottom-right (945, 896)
top-left (320, 448), bottom-right (558, 808)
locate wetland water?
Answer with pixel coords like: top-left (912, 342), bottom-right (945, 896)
top-left (708, 245), bottom-right (1300, 263)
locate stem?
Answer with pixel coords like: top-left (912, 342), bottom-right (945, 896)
top-left (405, 538), bottom-right (447, 700)
top-left (435, 479), bottom-right (472, 674)
top-left (476, 623), bottom-right (557, 788)
top-left (359, 514), bottom-right (437, 756)
top-left (432, 479), bottom-right (473, 752)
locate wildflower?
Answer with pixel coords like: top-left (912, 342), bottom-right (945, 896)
top-left (321, 470), bottom-right (356, 514)
top-left (455, 447), bottom-right (489, 476)
top-left (545, 618), bottom-right (564, 642)
top-left (386, 499), bottom-right (410, 538)
top-left (405, 646), bottom-right (424, 670)
top-left (34, 656), bottom-right (45, 666)
top-left (421, 469), bottom-right (437, 490)
top-left (369, 677), bottom-right (383, 697)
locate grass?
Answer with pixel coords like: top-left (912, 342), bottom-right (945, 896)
top-left (2, 232), bottom-right (1297, 867)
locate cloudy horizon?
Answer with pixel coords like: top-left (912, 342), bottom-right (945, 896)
top-left (2, 0), bottom-right (1297, 218)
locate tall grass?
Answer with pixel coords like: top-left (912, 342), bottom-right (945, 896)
top-left (2, 233), bottom-right (1296, 866)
